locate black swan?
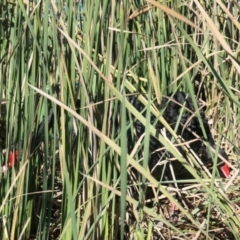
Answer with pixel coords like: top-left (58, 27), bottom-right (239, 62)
top-left (125, 91), bottom-right (230, 180)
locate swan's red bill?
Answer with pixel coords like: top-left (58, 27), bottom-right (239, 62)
top-left (2, 151), bottom-right (19, 173)
top-left (221, 163), bottom-right (230, 178)
top-left (8, 151), bottom-right (19, 168)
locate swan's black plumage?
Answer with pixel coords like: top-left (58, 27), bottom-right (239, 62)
top-left (126, 91), bottom-right (229, 180)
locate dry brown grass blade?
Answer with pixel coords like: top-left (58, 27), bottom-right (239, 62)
top-left (215, 0), bottom-right (240, 30)
top-left (146, 0), bottom-right (203, 32)
top-left (128, 5), bottom-right (152, 20)
top-left (193, 0), bottom-right (240, 74)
